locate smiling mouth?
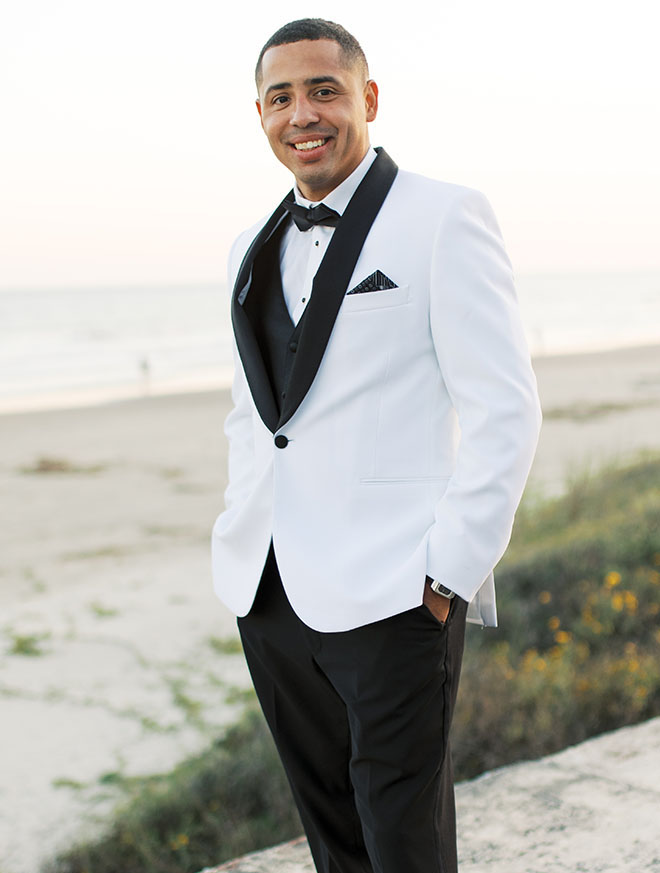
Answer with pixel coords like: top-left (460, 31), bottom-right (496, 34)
top-left (291, 138), bottom-right (329, 151)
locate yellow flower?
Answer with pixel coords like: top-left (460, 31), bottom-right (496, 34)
top-left (535, 658), bottom-right (547, 671)
top-left (627, 658), bottom-right (640, 673)
top-left (611, 592), bottom-right (624, 612)
top-left (548, 616), bottom-right (560, 631)
top-left (604, 571), bottom-right (621, 588)
top-left (624, 591), bottom-right (638, 613)
top-left (555, 630), bottom-right (572, 644)
top-left (635, 686), bottom-right (648, 699)
top-left (538, 590), bottom-right (552, 604)
top-left (523, 648), bottom-right (539, 667)
top-left (170, 833), bottom-right (189, 851)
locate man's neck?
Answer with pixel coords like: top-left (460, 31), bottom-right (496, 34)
top-left (294, 148), bottom-right (378, 214)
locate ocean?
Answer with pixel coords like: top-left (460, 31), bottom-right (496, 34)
top-left (1, 272), bottom-right (659, 413)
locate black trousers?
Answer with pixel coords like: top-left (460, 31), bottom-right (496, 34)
top-left (237, 546), bottom-right (468, 873)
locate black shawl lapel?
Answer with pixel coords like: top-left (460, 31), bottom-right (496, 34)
top-left (231, 194), bottom-right (293, 433)
top-left (278, 148), bottom-right (398, 429)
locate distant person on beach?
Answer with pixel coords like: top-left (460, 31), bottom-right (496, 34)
top-left (139, 356), bottom-right (151, 395)
top-left (212, 18), bottom-right (541, 873)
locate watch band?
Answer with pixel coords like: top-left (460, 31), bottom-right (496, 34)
top-left (426, 577), bottom-right (456, 599)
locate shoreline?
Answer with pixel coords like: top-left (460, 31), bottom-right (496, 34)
top-left (0, 372), bottom-right (232, 417)
top-left (2, 340), bottom-right (659, 418)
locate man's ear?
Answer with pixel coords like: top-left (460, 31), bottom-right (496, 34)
top-left (365, 80), bottom-right (379, 123)
top-left (256, 98), bottom-right (264, 128)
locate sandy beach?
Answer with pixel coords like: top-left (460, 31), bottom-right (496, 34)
top-left (1, 343), bottom-right (659, 873)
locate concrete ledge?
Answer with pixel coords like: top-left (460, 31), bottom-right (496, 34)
top-left (200, 716), bottom-right (660, 872)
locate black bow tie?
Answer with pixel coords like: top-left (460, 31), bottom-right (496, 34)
top-left (283, 198), bottom-right (341, 232)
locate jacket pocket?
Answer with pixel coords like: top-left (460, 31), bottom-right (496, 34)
top-left (341, 284), bottom-right (410, 312)
top-left (418, 595), bottom-right (458, 628)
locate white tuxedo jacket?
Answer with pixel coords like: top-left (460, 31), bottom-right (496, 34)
top-left (212, 149), bottom-right (541, 632)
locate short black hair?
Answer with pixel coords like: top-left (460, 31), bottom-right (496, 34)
top-left (255, 19), bottom-right (369, 88)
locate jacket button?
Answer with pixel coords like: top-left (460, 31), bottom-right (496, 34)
top-left (274, 435), bottom-right (289, 449)
top-left (289, 341), bottom-right (298, 353)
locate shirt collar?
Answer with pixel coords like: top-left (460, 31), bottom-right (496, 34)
top-left (293, 147), bottom-right (378, 216)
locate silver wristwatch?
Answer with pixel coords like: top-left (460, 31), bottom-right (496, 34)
top-left (427, 577), bottom-right (456, 599)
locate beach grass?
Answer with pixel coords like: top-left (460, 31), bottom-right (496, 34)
top-left (453, 451), bottom-right (660, 776)
top-left (19, 455), bottom-right (106, 474)
top-left (42, 708), bottom-right (301, 873)
top-left (43, 453), bottom-right (660, 873)
top-left (7, 632), bottom-right (49, 657)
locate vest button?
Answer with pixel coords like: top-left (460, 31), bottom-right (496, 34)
top-left (289, 341), bottom-right (298, 353)
top-left (274, 435), bottom-right (289, 449)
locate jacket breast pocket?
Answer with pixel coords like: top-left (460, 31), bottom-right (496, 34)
top-left (341, 284), bottom-right (410, 313)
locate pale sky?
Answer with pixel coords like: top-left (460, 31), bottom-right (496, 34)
top-left (1, 0), bottom-right (658, 287)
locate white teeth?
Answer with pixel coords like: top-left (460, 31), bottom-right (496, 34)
top-left (294, 139), bottom-right (325, 151)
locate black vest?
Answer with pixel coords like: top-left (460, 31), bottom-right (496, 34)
top-left (231, 148), bottom-right (399, 434)
top-left (242, 219), bottom-right (304, 416)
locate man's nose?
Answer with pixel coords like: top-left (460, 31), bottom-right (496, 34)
top-left (289, 96), bottom-right (320, 127)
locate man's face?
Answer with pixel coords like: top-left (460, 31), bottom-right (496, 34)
top-left (256, 39), bottom-right (378, 201)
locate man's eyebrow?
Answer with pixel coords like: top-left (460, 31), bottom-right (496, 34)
top-left (306, 76), bottom-right (341, 86)
top-left (264, 76), bottom-right (342, 97)
top-left (265, 82), bottom-right (291, 97)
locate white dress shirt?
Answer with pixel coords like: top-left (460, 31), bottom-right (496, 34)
top-left (279, 147), bottom-right (378, 325)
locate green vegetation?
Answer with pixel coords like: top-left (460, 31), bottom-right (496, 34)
top-left (52, 778), bottom-right (85, 791)
top-left (7, 632), bottom-right (49, 656)
top-left (89, 601), bottom-right (119, 618)
top-left (453, 452), bottom-right (660, 777)
top-left (169, 679), bottom-right (204, 726)
top-left (43, 454), bottom-right (660, 873)
top-left (43, 709), bottom-right (301, 873)
top-left (208, 635), bottom-right (244, 655)
top-left (542, 398), bottom-right (656, 421)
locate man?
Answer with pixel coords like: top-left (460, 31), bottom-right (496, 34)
top-left (212, 18), bottom-right (541, 873)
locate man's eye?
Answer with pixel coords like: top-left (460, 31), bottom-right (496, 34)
top-left (273, 95), bottom-right (289, 105)
top-left (316, 89), bottom-right (334, 97)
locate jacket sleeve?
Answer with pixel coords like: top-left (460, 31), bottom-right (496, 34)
top-left (426, 188), bottom-right (542, 603)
